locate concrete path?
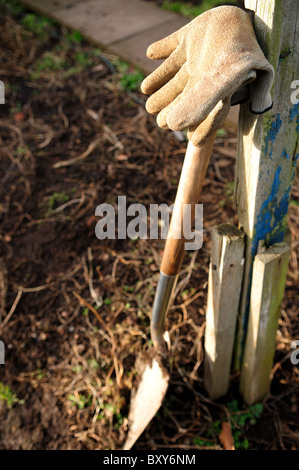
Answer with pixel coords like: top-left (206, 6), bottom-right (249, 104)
top-left (20, 0), bottom-right (188, 73)
top-left (19, 0), bottom-right (238, 129)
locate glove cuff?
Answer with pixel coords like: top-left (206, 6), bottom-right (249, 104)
top-left (249, 64), bottom-right (274, 113)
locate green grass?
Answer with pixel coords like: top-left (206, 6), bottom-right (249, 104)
top-left (0, 382), bottom-right (24, 409)
top-left (66, 30), bottom-right (83, 45)
top-left (194, 400), bottom-right (263, 450)
top-left (0, 0), bottom-right (24, 16)
top-left (9, 100), bottom-right (22, 114)
top-left (162, 0), bottom-right (236, 19)
top-left (97, 403), bottom-right (124, 428)
top-left (45, 191), bottom-right (70, 216)
top-left (20, 12), bottom-right (55, 39)
top-left (31, 50), bottom-right (96, 80)
top-left (114, 59), bottom-right (144, 91)
top-left (68, 393), bottom-right (92, 409)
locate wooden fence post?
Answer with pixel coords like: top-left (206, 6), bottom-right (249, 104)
top-left (234, 0), bottom-right (299, 374)
top-left (204, 224), bottom-right (245, 400)
top-left (240, 242), bottom-right (290, 404)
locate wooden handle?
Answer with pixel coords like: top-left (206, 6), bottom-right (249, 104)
top-left (160, 134), bottom-right (216, 276)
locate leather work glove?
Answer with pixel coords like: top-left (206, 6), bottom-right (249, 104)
top-left (141, 6), bottom-right (274, 146)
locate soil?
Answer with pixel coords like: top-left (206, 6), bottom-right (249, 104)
top-left (0, 1), bottom-right (298, 451)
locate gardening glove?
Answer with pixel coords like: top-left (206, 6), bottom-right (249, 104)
top-left (141, 5), bottom-right (274, 147)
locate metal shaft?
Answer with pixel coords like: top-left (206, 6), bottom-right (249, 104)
top-left (150, 271), bottom-right (178, 350)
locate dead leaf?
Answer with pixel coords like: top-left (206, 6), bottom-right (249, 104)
top-left (116, 153), bottom-right (128, 161)
top-left (14, 112), bottom-right (24, 121)
top-left (219, 421), bottom-right (235, 450)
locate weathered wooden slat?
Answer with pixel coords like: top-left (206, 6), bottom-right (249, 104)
top-left (240, 242), bottom-right (290, 405)
top-left (204, 224), bottom-right (245, 400)
top-left (234, 0), bottom-right (299, 368)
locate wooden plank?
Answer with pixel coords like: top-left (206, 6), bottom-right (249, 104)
top-left (234, 0), bottom-right (299, 367)
top-left (240, 242), bottom-right (290, 405)
top-left (204, 224), bottom-right (245, 400)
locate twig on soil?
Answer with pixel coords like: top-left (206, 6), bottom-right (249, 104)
top-left (53, 136), bottom-right (102, 168)
top-left (0, 290), bottom-right (22, 331)
top-left (72, 291), bottom-right (122, 388)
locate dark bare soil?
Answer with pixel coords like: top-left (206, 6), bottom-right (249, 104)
top-left (0, 1), bottom-right (298, 450)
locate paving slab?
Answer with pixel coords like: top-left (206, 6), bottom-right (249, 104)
top-left (109, 17), bottom-right (188, 74)
top-left (20, 0), bottom-right (84, 15)
top-left (19, 0), bottom-right (238, 128)
top-left (22, 0), bottom-right (184, 47)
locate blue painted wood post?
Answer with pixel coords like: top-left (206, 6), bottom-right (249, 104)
top-left (234, 0), bottom-right (299, 370)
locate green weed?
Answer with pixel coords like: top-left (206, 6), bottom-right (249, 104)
top-left (0, 382), bottom-right (24, 409)
top-left (9, 100), bottom-right (22, 114)
top-left (20, 13), bottom-right (55, 38)
top-left (123, 285), bottom-right (135, 292)
top-left (219, 181), bottom-right (235, 207)
top-left (0, 0), bottom-right (24, 16)
top-left (66, 30), bottom-right (83, 44)
top-left (87, 359), bottom-right (99, 370)
top-left (115, 60), bottom-right (144, 91)
top-left (193, 437), bottom-right (215, 447)
top-left (162, 0), bottom-right (236, 19)
top-left (31, 49), bottom-right (95, 80)
top-left (194, 400), bottom-right (263, 450)
top-left (30, 53), bottom-right (69, 79)
top-left (68, 393), bottom-right (92, 409)
top-left (97, 403), bottom-right (124, 428)
top-left (45, 191), bottom-right (70, 216)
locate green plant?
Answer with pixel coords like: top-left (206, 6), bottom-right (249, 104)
top-left (68, 393), bottom-right (92, 409)
top-left (0, 382), bottom-right (24, 408)
top-left (219, 181), bottom-right (235, 207)
top-left (0, 0), bottom-right (24, 16)
top-left (20, 13), bottom-right (55, 38)
top-left (9, 100), bottom-right (22, 114)
top-left (123, 285), bottom-right (135, 292)
top-left (30, 369), bottom-right (44, 379)
top-left (45, 191), bottom-right (70, 216)
top-left (115, 60), bottom-right (144, 91)
top-left (97, 403), bottom-right (124, 428)
top-left (30, 53), bottom-right (69, 80)
top-left (225, 181), bottom-right (235, 196)
top-left (66, 30), bottom-right (83, 44)
top-left (216, 128), bottom-right (227, 136)
top-left (194, 400), bottom-right (263, 450)
top-left (87, 359), bottom-right (99, 370)
top-left (227, 401), bottom-right (263, 449)
top-left (162, 0), bottom-right (236, 19)
top-left (193, 437), bottom-right (214, 447)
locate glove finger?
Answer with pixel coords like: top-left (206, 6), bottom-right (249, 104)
top-left (145, 63), bottom-right (188, 115)
top-left (146, 28), bottom-right (183, 60)
top-left (141, 44), bottom-right (185, 95)
top-left (188, 98), bottom-right (230, 147)
top-left (156, 91), bottom-right (185, 129)
top-left (167, 63), bottom-right (257, 131)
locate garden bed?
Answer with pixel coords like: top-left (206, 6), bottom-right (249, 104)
top-left (0, 0), bottom-right (298, 450)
